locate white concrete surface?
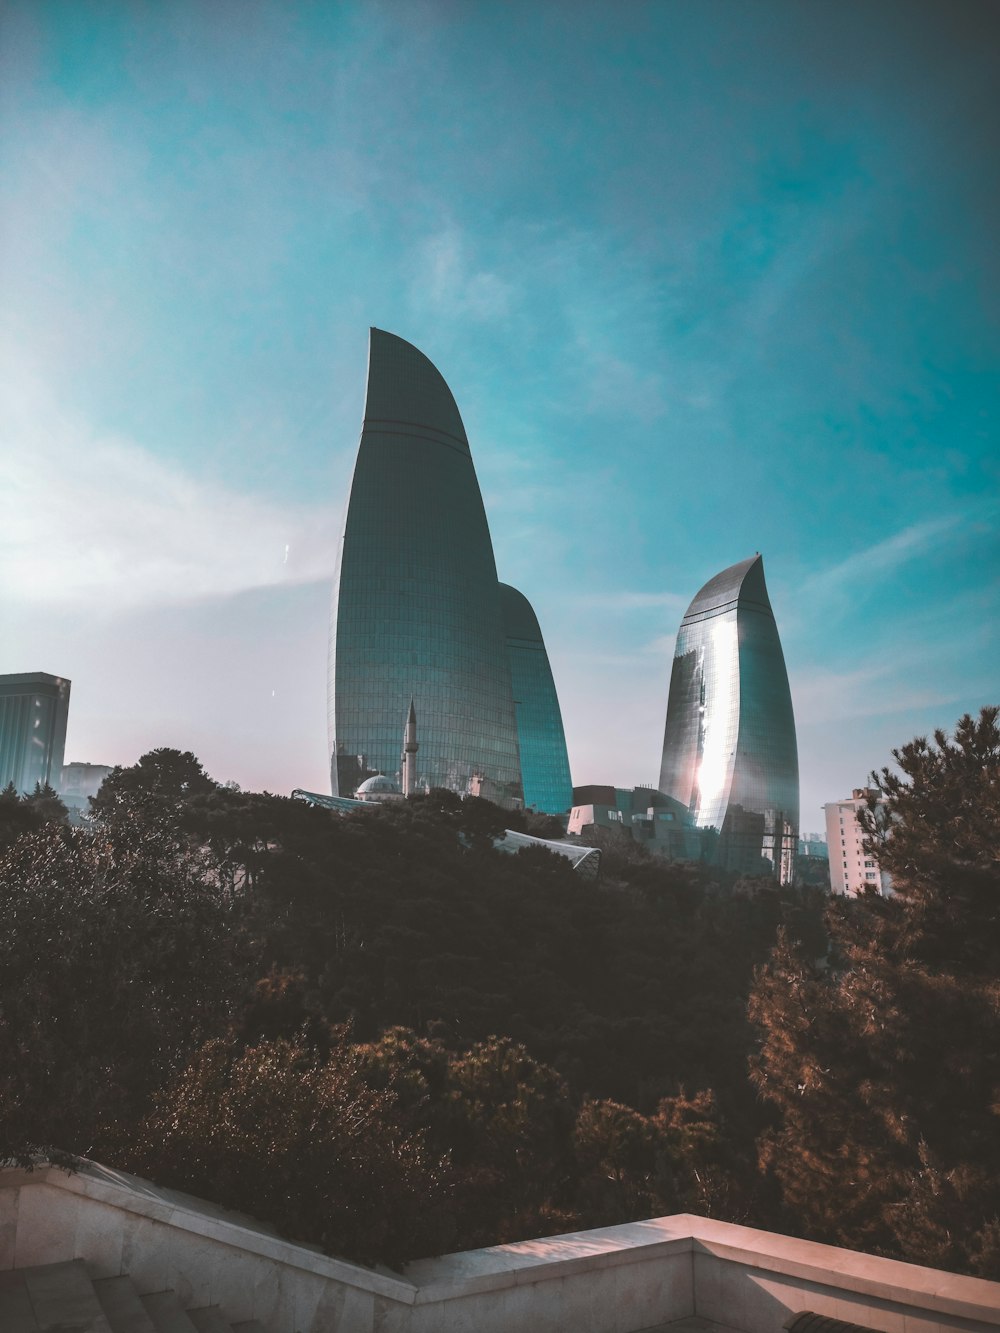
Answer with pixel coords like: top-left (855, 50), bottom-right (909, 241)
top-left (1, 1161), bottom-right (998, 1332)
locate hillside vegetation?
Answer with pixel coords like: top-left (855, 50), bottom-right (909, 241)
top-left (2, 709), bottom-right (996, 1275)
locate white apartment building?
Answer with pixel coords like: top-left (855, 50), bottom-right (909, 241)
top-left (823, 788), bottom-right (892, 896)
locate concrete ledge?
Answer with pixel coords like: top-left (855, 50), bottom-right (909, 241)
top-left (676, 1217), bottom-right (1000, 1326)
top-left (2, 1161), bottom-right (998, 1333)
top-left (1, 1161), bottom-right (416, 1303)
top-left (405, 1218), bottom-right (696, 1300)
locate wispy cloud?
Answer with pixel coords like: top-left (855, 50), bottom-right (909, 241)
top-left (803, 514), bottom-right (966, 599)
top-left (790, 662), bottom-right (962, 726)
top-left (578, 346), bottom-right (668, 423)
top-left (0, 347), bottom-right (336, 610)
top-left (643, 633), bottom-right (678, 657)
top-left (410, 225), bottom-right (515, 321)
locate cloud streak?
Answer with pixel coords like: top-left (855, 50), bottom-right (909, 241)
top-left (803, 514), bottom-right (967, 599)
top-left (0, 348), bottom-right (336, 611)
top-left (410, 225), bottom-right (515, 322)
top-left (790, 662), bottom-right (964, 727)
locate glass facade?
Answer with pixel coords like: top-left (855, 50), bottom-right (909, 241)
top-left (499, 583), bottom-right (573, 815)
top-left (658, 556), bottom-right (799, 882)
top-left (0, 672), bottom-right (71, 795)
top-left (328, 329), bottom-right (524, 808)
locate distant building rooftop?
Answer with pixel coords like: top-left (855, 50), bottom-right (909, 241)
top-left (291, 788), bottom-right (366, 813)
top-left (290, 789), bottom-right (601, 879)
top-left (493, 827), bottom-right (602, 879)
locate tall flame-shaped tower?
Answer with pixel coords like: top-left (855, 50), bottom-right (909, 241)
top-left (328, 329), bottom-right (524, 808)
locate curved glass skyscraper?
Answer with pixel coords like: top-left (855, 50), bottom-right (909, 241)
top-left (658, 555), bottom-right (798, 881)
top-left (499, 583), bottom-right (572, 815)
top-left (328, 329), bottom-right (524, 808)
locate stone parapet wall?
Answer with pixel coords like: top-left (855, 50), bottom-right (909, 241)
top-left (1, 1162), bottom-right (997, 1332)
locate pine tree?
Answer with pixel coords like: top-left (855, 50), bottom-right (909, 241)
top-left (749, 708), bottom-right (1000, 1278)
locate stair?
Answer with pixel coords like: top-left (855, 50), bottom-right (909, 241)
top-left (93, 1277), bottom-right (158, 1333)
top-left (1, 1261), bottom-right (263, 1333)
top-left (187, 1307), bottom-right (236, 1333)
top-left (140, 1290), bottom-right (200, 1333)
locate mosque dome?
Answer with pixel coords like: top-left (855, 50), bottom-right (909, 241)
top-left (355, 774), bottom-right (402, 801)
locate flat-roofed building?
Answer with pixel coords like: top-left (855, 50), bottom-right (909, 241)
top-left (568, 784), bottom-right (707, 861)
top-left (0, 672), bottom-right (71, 795)
top-left (60, 761), bottom-right (113, 821)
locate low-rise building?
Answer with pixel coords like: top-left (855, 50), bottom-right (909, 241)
top-left (60, 761), bottom-right (113, 821)
top-left (567, 785), bottom-right (708, 861)
top-left (797, 832), bottom-right (828, 859)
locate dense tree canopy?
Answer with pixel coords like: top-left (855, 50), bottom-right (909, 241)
top-left (3, 713), bottom-right (993, 1274)
top-left (0, 781), bottom-right (68, 852)
top-left (0, 817), bottom-right (244, 1165)
top-left (129, 1034), bottom-right (448, 1268)
top-left (750, 707), bottom-right (1000, 1278)
top-left (89, 747), bottom-right (217, 821)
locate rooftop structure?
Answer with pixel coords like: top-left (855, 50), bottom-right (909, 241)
top-left (658, 556), bottom-right (799, 883)
top-left (492, 827), bottom-right (601, 880)
top-left (3, 1160), bottom-right (996, 1333)
top-left (327, 330), bottom-right (524, 809)
top-left (291, 788), bottom-right (366, 813)
top-left (568, 784), bottom-right (707, 861)
top-left (499, 583), bottom-right (573, 815)
top-left (0, 672), bottom-right (71, 795)
top-left (354, 773), bottom-right (403, 802)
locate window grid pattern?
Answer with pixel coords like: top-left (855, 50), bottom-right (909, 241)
top-left (0, 675), bottom-right (70, 794)
top-left (499, 584), bottom-right (573, 815)
top-left (328, 331), bottom-right (523, 808)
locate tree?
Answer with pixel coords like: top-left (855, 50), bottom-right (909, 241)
top-left (750, 708), bottom-right (1000, 1278)
top-left (573, 1097), bottom-right (661, 1223)
top-left (24, 782), bottom-right (69, 825)
top-left (857, 705), bottom-right (1000, 971)
top-left (353, 1029), bottom-right (578, 1248)
top-left (0, 819), bottom-right (244, 1165)
top-left (0, 740), bottom-right (824, 1262)
top-left (573, 1089), bottom-right (755, 1228)
top-left (0, 782), bottom-right (67, 852)
top-left (126, 1035), bottom-right (449, 1268)
top-left (90, 748), bottom-right (217, 820)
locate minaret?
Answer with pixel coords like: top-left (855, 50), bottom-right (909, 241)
top-left (401, 699), bottom-right (418, 798)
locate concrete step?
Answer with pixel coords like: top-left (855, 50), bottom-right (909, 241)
top-left (0, 1269), bottom-right (39, 1333)
top-left (93, 1275), bottom-right (159, 1333)
top-left (4, 1262), bottom-right (256, 1333)
top-left (21, 1258), bottom-right (113, 1332)
top-left (187, 1307), bottom-right (235, 1333)
top-left (654, 1320), bottom-right (744, 1333)
top-left (140, 1290), bottom-right (200, 1333)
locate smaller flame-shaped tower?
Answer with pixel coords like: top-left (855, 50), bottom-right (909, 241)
top-left (658, 554), bottom-right (798, 882)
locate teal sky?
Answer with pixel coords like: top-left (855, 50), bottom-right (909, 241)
top-left (2, 0), bottom-right (998, 827)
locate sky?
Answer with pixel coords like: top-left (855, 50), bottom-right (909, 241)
top-left (2, 0), bottom-right (998, 830)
